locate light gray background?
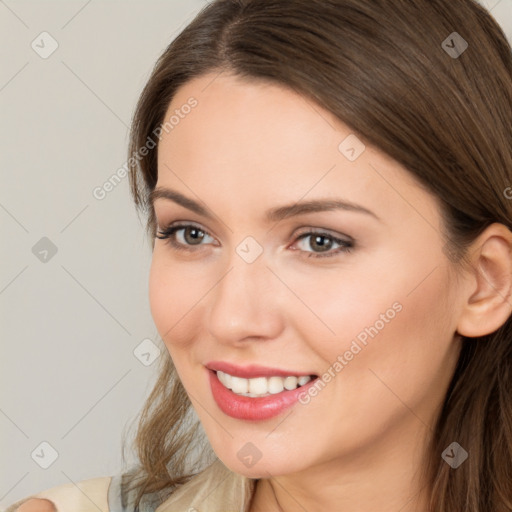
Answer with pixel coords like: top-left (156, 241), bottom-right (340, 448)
top-left (1, 0), bottom-right (511, 508)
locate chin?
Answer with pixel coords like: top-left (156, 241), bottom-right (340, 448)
top-left (212, 446), bottom-right (308, 479)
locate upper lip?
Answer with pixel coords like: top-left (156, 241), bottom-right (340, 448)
top-left (205, 361), bottom-right (316, 378)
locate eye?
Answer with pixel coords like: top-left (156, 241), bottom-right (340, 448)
top-left (291, 230), bottom-right (354, 258)
top-left (156, 222), bottom-right (216, 252)
top-left (155, 222), bottom-right (354, 259)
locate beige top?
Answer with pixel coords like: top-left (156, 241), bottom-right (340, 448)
top-left (4, 459), bottom-right (256, 512)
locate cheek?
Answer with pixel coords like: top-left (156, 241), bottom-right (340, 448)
top-left (148, 258), bottom-right (172, 338)
top-left (296, 244), bottom-right (451, 363)
top-left (148, 255), bottom-right (203, 349)
top-left (321, 263), bottom-right (456, 434)
top-left (279, 254), bottom-right (409, 362)
top-left (295, 249), bottom-right (456, 400)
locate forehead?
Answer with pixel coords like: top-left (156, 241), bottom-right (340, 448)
top-left (155, 72), bottom-right (439, 230)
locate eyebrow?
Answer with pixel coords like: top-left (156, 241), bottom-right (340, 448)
top-left (149, 187), bottom-right (381, 223)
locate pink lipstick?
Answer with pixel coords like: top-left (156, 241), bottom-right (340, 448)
top-left (206, 362), bottom-right (318, 421)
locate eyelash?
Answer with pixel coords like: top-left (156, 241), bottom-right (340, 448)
top-left (155, 222), bottom-right (354, 259)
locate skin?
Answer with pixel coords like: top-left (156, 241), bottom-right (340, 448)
top-left (16, 499), bottom-right (56, 511)
top-left (148, 72), bottom-right (512, 512)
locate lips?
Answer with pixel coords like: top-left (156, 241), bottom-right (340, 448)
top-left (205, 360), bottom-right (315, 378)
top-left (206, 362), bottom-right (318, 421)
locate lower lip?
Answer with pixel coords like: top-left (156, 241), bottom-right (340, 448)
top-left (208, 369), bottom-right (318, 421)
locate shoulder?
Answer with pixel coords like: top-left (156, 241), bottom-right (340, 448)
top-left (4, 476), bottom-right (112, 512)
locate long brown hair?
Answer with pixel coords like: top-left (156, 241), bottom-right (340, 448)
top-left (123, 1), bottom-right (512, 510)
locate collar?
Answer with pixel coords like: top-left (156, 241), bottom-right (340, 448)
top-left (156, 459), bottom-right (256, 512)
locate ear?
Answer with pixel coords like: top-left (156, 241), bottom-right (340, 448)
top-left (456, 223), bottom-right (512, 338)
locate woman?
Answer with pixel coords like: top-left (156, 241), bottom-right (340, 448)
top-left (8, 0), bottom-right (512, 510)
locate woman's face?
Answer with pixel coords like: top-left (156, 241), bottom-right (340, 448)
top-left (149, 72), bottom-right (463, 478)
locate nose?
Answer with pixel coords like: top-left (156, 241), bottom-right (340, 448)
top-left (206, 251), bottom-right (285, 345)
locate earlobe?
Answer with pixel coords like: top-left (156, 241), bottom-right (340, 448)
top-left (456, 223), bottom-right (512, 338)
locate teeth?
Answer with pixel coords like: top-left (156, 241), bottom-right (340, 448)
top-left (268, 376), bottom-right (284, 394)
top-left (284, 376), bottom-right (298, 390)
top-left (216, 371), bottom-right (313, 397)
top-left (231, 376), bottom-right (249, 394)
top-left (298, 376), bottom-right (311, 386)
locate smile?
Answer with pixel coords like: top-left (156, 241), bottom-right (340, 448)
top-left (217, 370), bottom-right (313, 397)
top-left (207, 367), bottom-right (319, 421)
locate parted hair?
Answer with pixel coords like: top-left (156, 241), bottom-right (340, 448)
top-left (123, 1), bottom-right (512, 510)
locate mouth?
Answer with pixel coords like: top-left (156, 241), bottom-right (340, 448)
top-left (216, 370), bottom-right (317, 397)
top-left (207, 366), bottom-right (319, 421)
